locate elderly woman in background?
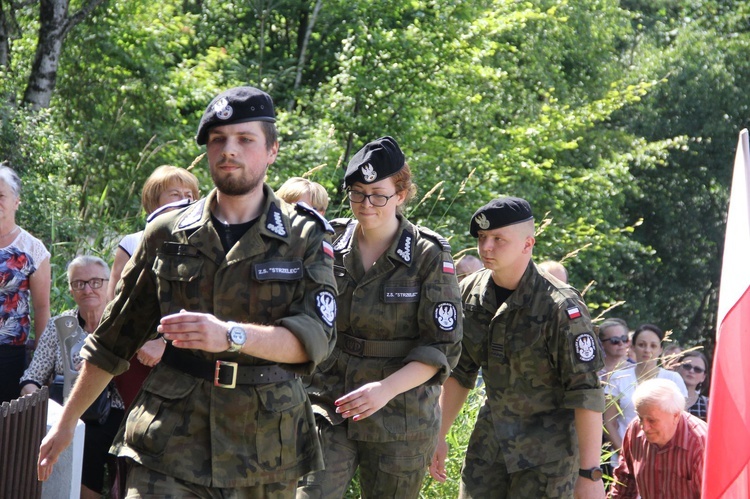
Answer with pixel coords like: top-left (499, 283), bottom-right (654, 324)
top-left (0, 162), bottom-right (51, 403)
top-left (107, 165), bottom-right (200, 408)
top-left (20, 256), bottom-right (125, 499)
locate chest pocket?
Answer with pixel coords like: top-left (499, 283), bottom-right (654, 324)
top-left (153, 254), bottom-right (204, 313)
top-left (463, 304), bottom-right (493, 367)
top-left (507, 324), bottom-right (557, 387)
top-left (380, 280), bottom-right (421, 338)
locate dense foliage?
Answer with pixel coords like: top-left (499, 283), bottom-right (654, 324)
top-left (3, 0), bottom-right (745, 350)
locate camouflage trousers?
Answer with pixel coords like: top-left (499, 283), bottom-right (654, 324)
top-left (460, 414), bottom-right (576, 499)
top-left (296, 418), bottom-right (436, 499)
top-left (124, 460), bottom-right (297, 499)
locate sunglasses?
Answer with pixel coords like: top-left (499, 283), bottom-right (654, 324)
top-left (680, 364), bottom-right (705, 374)
top-left (601, 335), bottom-right (630, 346)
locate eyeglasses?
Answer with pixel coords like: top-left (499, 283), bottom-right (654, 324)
top-left (347, 190), bottom-right (397, 207)
top-left (70, 278), bottom-right (109, 290)
top-left (680, 363), bottom-right (705, 374)
top-left (601, 335), bottom-right (630, 346)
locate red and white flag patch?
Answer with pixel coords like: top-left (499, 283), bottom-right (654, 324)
top-left (322, 241), bottom-right (334, 258)
top-left (442, 261), bottom-right (455, 274)
top-left (566, 307), bottom-right (582, 320)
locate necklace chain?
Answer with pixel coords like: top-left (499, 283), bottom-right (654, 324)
top-left (0, 225), bottom-right (19, 239)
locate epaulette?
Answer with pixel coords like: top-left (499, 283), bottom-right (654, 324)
top-left (295, 202), bottom-right (334, 234)
top-left (417, 225), bottom-right (452, 252)
top-left (329, 217), bottom-right (350, 228)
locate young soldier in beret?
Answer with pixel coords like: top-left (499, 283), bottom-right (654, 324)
top-left (297, 136), bottom-right (462, 498)
top-left (429, 196), bottom-right (606, 499)
top-left (38, 86), bottom-right (338, 497)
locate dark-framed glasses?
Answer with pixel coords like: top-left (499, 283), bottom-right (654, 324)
top-left (70, 278), bottom-right (109, 290)
top-left (347, 190), bottom-right (396, 207)
top-left (601, 335), bottom-right (630, 346)
top-left (680, 363), bottom-right (705, 374)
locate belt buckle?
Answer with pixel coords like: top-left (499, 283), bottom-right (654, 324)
top-left (214, 360), bottom-right (238, 389)
top-left (343, 335), bottom-right (365, 357)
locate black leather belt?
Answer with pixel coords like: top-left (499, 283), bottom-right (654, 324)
top-left (336, 332), bottom-right (416, 358)
top-left (161, 345), bottom-right (297, 388)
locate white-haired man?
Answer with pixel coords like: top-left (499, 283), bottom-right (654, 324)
top-left (610, 378), bottom-right (707, 499)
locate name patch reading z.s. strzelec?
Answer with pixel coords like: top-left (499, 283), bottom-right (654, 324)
top-left (254, 261), bottom-right (303, 281)
top-left (384, 286), bottom-right (420, 303)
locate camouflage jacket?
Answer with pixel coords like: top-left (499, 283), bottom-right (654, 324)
top-left (81, 186), bottom-right (337, 487)
top-left (452, 261), bottom-right (604, 472)
top-left (305, 215), bottom-right (462, 442)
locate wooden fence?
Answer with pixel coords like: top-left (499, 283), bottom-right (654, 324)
top-left (0, 387), bottom-right (48, 499)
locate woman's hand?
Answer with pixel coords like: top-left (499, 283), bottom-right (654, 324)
top-left (335, 382), bottom-right (394, 422)
top-left (20, 384), bottom-right (39, 396)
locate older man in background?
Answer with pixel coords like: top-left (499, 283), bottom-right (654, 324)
top-left (609, 378), bottom-right (707, 499)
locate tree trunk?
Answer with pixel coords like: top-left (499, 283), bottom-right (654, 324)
top-left (0, 0), bottom-right (10, 69)
top-left (22, 0), bottom-right (104, 109)
top-left (287, 0), bottom-right (323, 111)
top-left (22, 0), bottom-right (68, 109)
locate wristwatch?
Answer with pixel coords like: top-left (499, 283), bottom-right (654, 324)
top-left (225, 322), bottom-right (247, 353)
top-left (579, 467), bottom-right (603, 481)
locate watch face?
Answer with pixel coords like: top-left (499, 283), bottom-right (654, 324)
top-left (230, 327), bottom-right (246, 344)
top-left (580, 467), bottom-right (603, 481)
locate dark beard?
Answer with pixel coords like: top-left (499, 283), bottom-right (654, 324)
top-left (211, 169), bottom-right (262, 196)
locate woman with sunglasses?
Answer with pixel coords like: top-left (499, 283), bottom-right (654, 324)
top-left (678, 350), bottom-right (709, 421)
top-left (604, 323), bottom-right (687, 451)
top-left (598, 318), bottom-right (633, 382)
top-left (298, 137), bottom-right (462, 499)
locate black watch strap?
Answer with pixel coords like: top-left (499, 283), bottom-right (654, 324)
top-left (579, 467), bottom-right (603, 481)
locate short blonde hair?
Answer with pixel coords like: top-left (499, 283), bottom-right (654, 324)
top-left (276, 177), bottom-right (329, 214)
top-left (141, 165), bottom-right (200, 214)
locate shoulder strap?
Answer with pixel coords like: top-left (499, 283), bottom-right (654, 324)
top-left (416, 225), bottom-right (452, 252)
top-left (295, 201), bottom-right (334, 233)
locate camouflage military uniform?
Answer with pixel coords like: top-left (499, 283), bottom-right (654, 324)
top-left (453, 262), bottom-right (604, 498)
top-left (81, 186), bottom-right (337, 490)
top-left (298, 215), bottom-right (462, 499)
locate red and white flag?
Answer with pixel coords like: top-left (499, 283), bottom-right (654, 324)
top-left (703, 129), bottom-right (750, 498)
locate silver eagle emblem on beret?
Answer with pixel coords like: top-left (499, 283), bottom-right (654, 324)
top-left (475, 213), bottom-right (490, 229)
top-left (361, 163), bottom-right (377, 183)
top-left (213, 98), bottom-right (233, 120)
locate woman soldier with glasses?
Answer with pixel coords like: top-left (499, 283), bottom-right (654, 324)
top-left (297, 137), bottom-right (462, 499)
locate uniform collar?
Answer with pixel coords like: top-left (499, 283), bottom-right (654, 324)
top-left (175, 186), bottom-right (289, 240)
top-left (333, 215), bottom-right (416, 268)
top-left (172, 185), bottom-right (292, 262)
top-left (472, 261), bottom-right (537, 314)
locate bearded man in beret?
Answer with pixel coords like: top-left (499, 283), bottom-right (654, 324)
top-left (38, 87), bottom-right (337, 497)
top-left (429, 196), bottom-right (606, 499)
